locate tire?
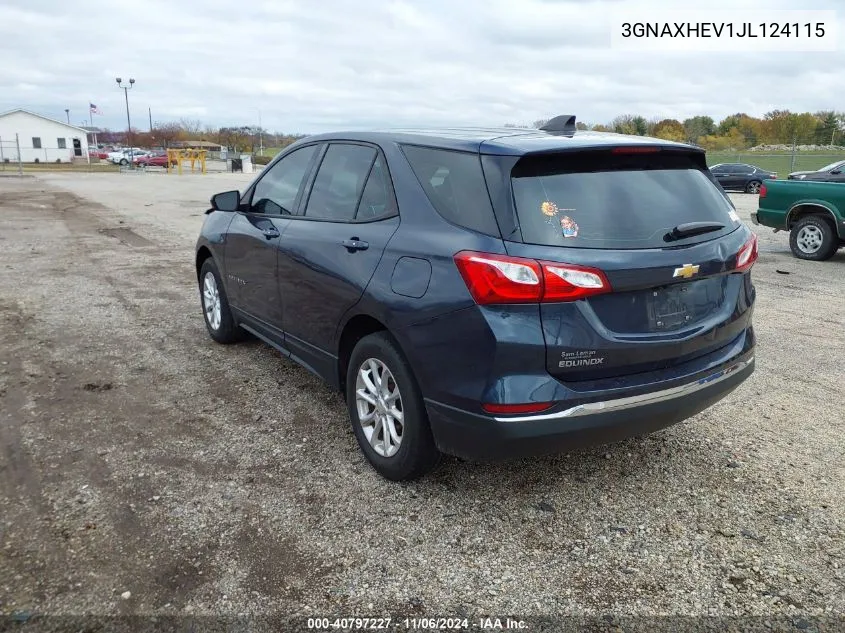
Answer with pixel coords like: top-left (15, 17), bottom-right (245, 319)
top-left (120, 158), bottom-right (128, 165)
top-left (345, 332), bottom-right (441, 481)
top-left (198, 258), bottom-right (244, 343)
top-left (789, 215), bottom-right (839, 261)
top-left (745, 180), bottom-right (762, 194)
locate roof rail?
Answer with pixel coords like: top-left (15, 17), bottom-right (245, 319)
top-left (539, 115), bottom-right (577, 136)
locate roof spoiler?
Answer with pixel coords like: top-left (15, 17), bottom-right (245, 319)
top-left (539, 115), bottom-right (577, 136)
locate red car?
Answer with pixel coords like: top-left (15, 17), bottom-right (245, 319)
top-left (134, 152), bottom-right (174, 168)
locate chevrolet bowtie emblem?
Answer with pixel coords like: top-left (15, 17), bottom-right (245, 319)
top-left (673, 263), bottom-right (700, 279)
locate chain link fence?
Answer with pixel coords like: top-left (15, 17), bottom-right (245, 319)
top-left (3, 131), bottom-right (844, 178)
top-left (0, 135), bottom-right (23, 174)
top-left (704, 151), bottom-right (844, 176)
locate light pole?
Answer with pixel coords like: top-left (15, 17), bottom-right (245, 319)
top-left (64, 109), bottom-right (70, 124)
top-left (115, 77), bottom-right (135, 165)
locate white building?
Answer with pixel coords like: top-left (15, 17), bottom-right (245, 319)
top-left (0, 108), bottom-right (90, 163)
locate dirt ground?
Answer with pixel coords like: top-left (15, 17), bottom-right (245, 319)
top-left (0, 172), bottom-right (843, 628)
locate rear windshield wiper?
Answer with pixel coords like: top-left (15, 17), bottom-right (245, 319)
top-left (664, 221), bottom-right (725, 242)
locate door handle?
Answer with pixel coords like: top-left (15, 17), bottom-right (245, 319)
top-left (342, 238), bottom-right (369, 251)
top-left (261, 227), bottom-right (280, 240)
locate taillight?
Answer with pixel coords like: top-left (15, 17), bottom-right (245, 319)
top-left (482, 402), bottom-right (553, 415)
top-left (540, 261), bottom-right (611, 301)
top-left (454, 251), bottom-right (542, 304)
top-left (453, 251), bottom-right (611, 305)
top-left (735, 233), bottom-right (758, 272)
top-left (759, 183), bottom-right (767, 198)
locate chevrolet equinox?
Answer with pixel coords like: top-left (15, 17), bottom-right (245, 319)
top-left (195, 115), bottom-right (757, 480)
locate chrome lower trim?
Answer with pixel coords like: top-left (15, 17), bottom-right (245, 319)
top-left (494, 357), bottom-right (753, 423)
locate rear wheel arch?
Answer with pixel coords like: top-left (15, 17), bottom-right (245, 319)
top-left (786, 203), bottom-right (838, 233)
top-left (337, 314), bottom-right (390, 390)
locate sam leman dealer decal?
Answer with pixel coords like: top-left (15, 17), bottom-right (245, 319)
top-left (559, 350), bottom-right (605, 368)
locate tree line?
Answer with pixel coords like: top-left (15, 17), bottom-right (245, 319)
top-left (510, 110), bottom-right (845, 150)
top-left (94, 110), bottom-right (845, 154)
top-left (94, 118), bottom-right (305, 152)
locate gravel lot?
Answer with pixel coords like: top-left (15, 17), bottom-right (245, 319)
top-left (1, 172), bottom-right (843, 628)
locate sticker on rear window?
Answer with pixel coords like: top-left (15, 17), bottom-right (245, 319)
top-left (560, 215), bottom-right (579, 238)
top-left (540, 201), bottom-right (578, 237)
top-left (540, 201), bottom-right (559, 223)
top-left (728, 210), bottom-right (740, 223)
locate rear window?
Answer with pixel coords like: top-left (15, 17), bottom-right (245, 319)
top-left (402, 145), bottom-right (499, 236)
top-left (511, 151), bottom-right (739, 249)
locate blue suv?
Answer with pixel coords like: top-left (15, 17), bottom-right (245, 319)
top-left (195, 115), bottom-right (757, 480)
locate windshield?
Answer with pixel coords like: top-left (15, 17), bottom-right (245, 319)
top-left (511, 151), bottom-right (739, 250)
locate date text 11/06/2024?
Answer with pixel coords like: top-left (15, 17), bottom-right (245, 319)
top-left (306, 617), bottom-right (528, 630)
top-left (621, 22), bottom-right (825, 38)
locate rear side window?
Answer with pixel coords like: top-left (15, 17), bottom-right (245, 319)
top-left (305, 144), bottom-right (376, 221)
top-left (511, 151), bottom-right (738, 249)
top-left (402, 146), bottom-right (499, 236)
top-left (356, 157), bottom-right (395, 220)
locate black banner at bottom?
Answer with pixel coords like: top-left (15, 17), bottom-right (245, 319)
top-left (0, 615), bottom-right (841, 633)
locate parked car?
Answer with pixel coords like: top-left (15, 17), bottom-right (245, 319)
top-left (753, 179), bottom-right (845, 260)
top-left (194, 116), bottom-right (758, 480)
top-left (106, 148), bottom-right (127, 163)
top-left (787, 159), bottom-right (845, 182)
top-left (709, 163), bottom-right (776, 193)
top-left (90, 146), bottom-right (113, 159)
top-left (108, 148), bottom-right (148, 165)
top-left (133, 151), bottom-right (175, 168)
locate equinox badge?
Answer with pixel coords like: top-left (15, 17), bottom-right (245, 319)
top-left (673, 263), bottom-right (700, 279)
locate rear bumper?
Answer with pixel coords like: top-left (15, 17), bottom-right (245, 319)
top-left (425, 354), bottom-right (754, 461)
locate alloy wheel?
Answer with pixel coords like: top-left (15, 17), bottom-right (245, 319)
top-left (355, 358), bottom-right (403, 458)
top-left (202, 272), bottom-right (222, 330)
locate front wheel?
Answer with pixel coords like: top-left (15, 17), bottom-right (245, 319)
top-left (789, 216), bottom-right (839, 261)
top-left (346, 332), bottom-right (441, 481)
top-left (745, 180), bottom-right (762, 194)
top-left (198, 258), bottom-right (244, 343)
top-left (119, 158), bottom-right (128, 165)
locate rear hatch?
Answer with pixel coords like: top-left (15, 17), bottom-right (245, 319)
top-left (494, 147), bottom-right (757, 381)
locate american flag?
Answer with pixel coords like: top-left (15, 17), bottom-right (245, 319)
top-left (89, 103), bottom-right (102, 115)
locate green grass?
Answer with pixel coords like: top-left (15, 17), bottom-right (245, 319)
top-left (705, 151), bottom-right (845, 176)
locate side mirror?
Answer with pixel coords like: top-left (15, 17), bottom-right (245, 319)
top-left (210, 190), bottom-right (240, 212)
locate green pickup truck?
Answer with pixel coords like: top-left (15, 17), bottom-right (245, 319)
top-left (753, 179), bottom-right (845, 260)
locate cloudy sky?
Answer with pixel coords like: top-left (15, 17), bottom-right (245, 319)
top-left (0, 0), bottom-right (842, 133)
